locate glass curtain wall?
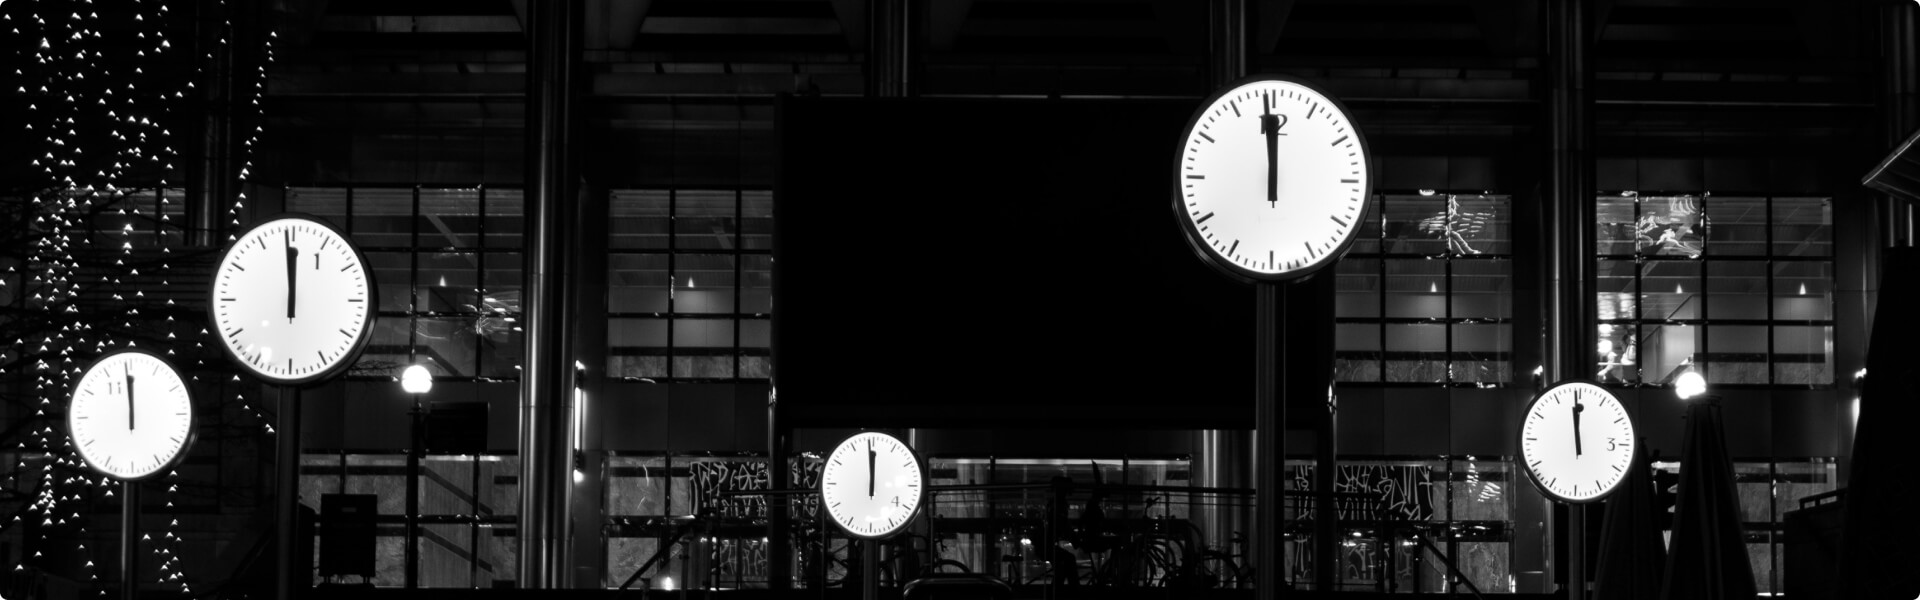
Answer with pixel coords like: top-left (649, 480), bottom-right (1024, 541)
top-left (607, 189), bottom-right (773, 382)
top-left (1594, 194), bottom-right (1834, 386)
top-left (1336, 192), bottom-right (1513, 386)
top-left (1594, 193), bottom-right (1838, 593)
top-left (289, 186), bottom-right (525, 588)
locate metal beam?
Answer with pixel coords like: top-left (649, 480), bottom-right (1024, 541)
top-left (518, 0), bottom-right (582, 590)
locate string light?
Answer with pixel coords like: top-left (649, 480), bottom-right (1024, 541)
top-left (3, 0), bottom-right (271, 593)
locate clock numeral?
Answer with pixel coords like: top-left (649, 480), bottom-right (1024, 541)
top-left (1607, 437), bottom-right (1618, 451)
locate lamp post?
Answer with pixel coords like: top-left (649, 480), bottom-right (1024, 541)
top-left (1674, 370), bottom-right (1707, 402)
top-left (401, 365), bottom-right (433, 588)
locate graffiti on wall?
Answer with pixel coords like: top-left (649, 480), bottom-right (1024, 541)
top-left (686, 458), bottom-right (826, 521)
top-left (1287, 464), bottom-right (1436, 522)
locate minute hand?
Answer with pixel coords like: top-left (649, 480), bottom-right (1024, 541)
top-left (1261, 108), bottom-right (1280, 207)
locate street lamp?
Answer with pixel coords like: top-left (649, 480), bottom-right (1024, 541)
top-left (1674, 370), bottom-right (1707, 401)
top-left (402, 364), bottom-right (433, 394)
top-left (399, 364), bottom-right (431, 588)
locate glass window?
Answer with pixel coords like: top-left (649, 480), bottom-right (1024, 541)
top-left (297, 186), bottom-right (525, 383)
top-left (482, 188), bottom-right (524, 249)
top-left (418, 188), bottom-right (481, 249)
top-left (1337, 193), bottom-right (1514, 386)
top-left (607, 188), bottom-right (772, 382)
top-left (352, 188), bottom-right (415, 248)
top-left (1595, 195), bottom-right (1834, 386)
top-left (610, 190), bottom-right (670, 250)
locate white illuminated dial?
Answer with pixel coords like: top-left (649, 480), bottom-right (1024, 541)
top-left (211, 215), bottom-right (376, 384)
top-left (820, 432), bottom-right (925, 539)
top-left (68, 350), bottom-right (195, 481)
top-left (1520, 381), bottom-right (1638, 503)
top-left (1176, 76), bottom-right (1372, 282)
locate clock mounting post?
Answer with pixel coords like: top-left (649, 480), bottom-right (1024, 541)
top-left (1253, 282), bottom-right (1281, 598)
top-left (120, 482), bottom-right (137, 600)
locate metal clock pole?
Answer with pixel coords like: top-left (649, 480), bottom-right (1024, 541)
top-left (274, 386), bottom-right (301, 600)
top-left (862, 538), bottom-right (879, 600)
top-left (121, 481), bottom-right (139, 600)
top-left (1570, 503), bottom-right (1585, 600)
top-left (1254, 281), bottom-right (1279, 600)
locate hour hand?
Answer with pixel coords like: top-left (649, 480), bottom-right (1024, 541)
top-left (285, 231), bottom-right (299, 321)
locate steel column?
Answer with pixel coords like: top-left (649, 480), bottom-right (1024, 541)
top-left (1255, 283), bottom-right (1281, 599)
top-left (1548, 0), bottom-right (1594, 599)
top-left (121, 482), bottom-right (138, 600)
top-left (866, 0), bottom-right (910, 98)
top-left (274, 387), bottom-right (302, 600)
top-left (518, 0), bottom-right (583, 589)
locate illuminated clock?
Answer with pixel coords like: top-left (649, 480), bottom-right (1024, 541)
top-left (820, 432), bottom-right (925, 539)
top-left (1174, 75), bottom-right (1373, 282)
top-left (1520, 380), bottom-right (1639, 503)
top-left (210, 215), bottom-right (376, 385)
top-left (68, 349), bottom-right (195, 481)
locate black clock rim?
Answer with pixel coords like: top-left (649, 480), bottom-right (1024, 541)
top-left (1517, 378), bottom-right (1639, 505)
top-left (207, 213), bottom-right (380, 388)
top-left (1171, 73), bottom-right (1377, 285)
top-left (820, 431), bottom-right (928, 541)
top-left (67, 348), bottom-right (200, 483)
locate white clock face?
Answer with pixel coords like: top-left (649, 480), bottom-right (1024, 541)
top-left (1520, 381), bottom-right (1637, 503)
top-left (211, 216), bottom-right (375, 385)
top-left (68, 350), bottom-right (195, 481)
top-left (1176, 76), bottom-right (1372, 282)
top-left (820, 432), bottom-right (925, 539)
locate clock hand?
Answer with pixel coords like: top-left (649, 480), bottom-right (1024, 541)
top-left (868, 440), bottom-right (876, 500)
top-left (1260, 96), bottom-right (1279, 208)
top-left (1572, 402), bottom-right (1584, 457)
top-left (285, 230), bottom-right (300, 322)
top-left (126, 371), bottom-right (135, 431)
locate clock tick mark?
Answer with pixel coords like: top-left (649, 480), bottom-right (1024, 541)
top-left (1330, 135), bottom-right (1349, 147)
top-left (1197, 212), bottom-right (1215, 224)
top-left (1197, 132), bottom-right (1215, 143)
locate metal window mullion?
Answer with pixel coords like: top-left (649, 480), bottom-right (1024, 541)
top-left (667, 189), bottom-right (677, 382)
top-left (734, 189), bottom-right (743, 380)
top-left (1444, 197), bottom-right (1455, 385)
top-left (1765, 196), bottom-right (1775, 384)
top-left (1378, 196), bottom-right (1389, 381)
top-left (410, 186), bottom-right (422, 368)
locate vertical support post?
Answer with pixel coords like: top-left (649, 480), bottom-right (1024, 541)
top-left (1570, 503), bottom-right (1586, 600)
top-left (768, 391), bottom-right (790, 589)
top-left (520, 0), bottom-right (582, 590)
top-left (275, 387), bottom-right (302, 600)
top-left (1548, 0), bottom-right (1593, 598)
top-left (862, 538), bottom-right (879, 600)
top-left (1254, 283), bottom-right (1280, 600)
top-left (1312, 378), bottom-right (1336, 592)
top-left (1201, 0), bottom-right (1257, 592)
top-left (122, 481), bottom-right (138, 600)
top-left (405, 396), bottom-right (423, 588)
top-left (866, 0), bottom-right (910, 98)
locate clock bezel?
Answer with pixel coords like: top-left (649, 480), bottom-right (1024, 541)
top-left (208, 213), bottom-right (380, 387)
top-left (67, 348), bottom-right (198, 482)
top-left (819, 431), bottom-right (928, 541)
top-left (1517, 379), bottom-right (1638, 504)
top-left (1172, 74), bottom-right (1375, 284)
